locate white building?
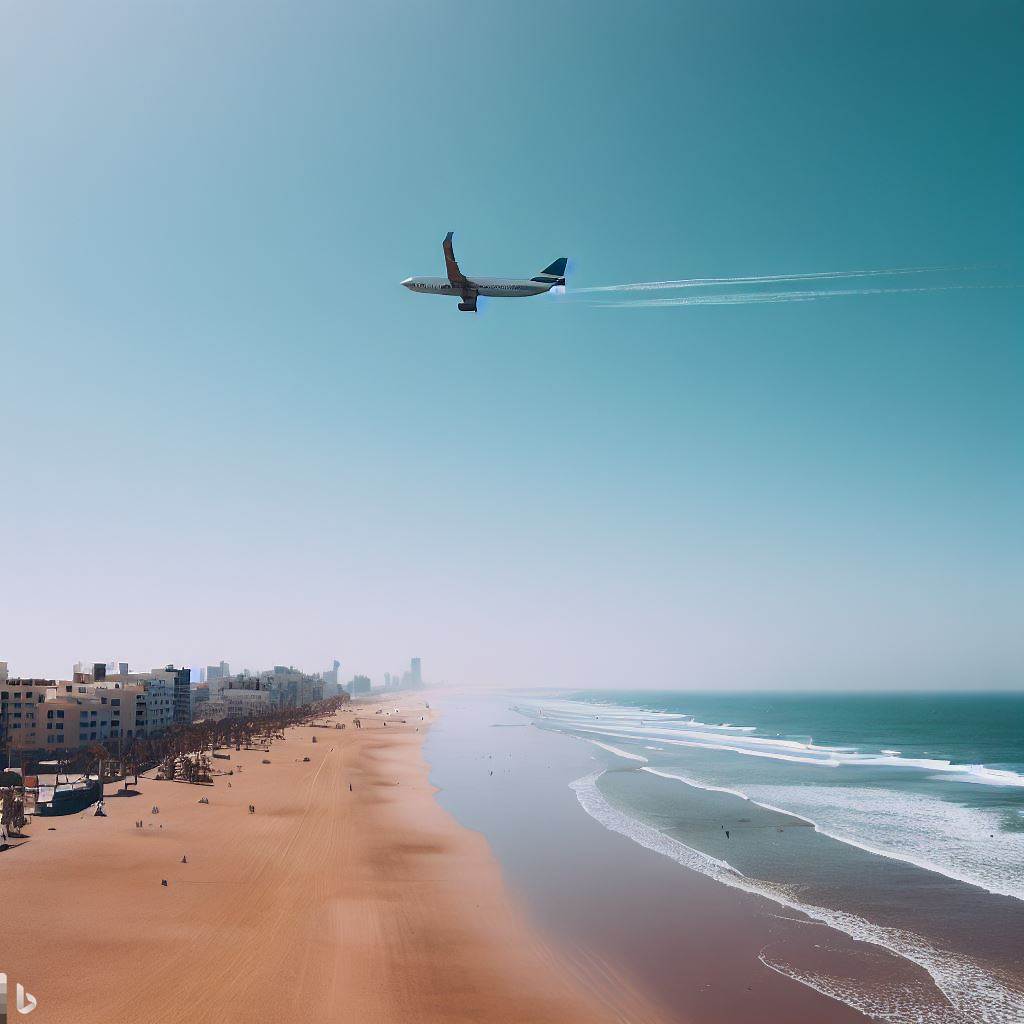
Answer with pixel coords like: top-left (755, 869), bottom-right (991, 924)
top-left (257, 666), bottom-right (323, 708)
top-left (102, 671), bottom-right (175, 736)
top-left (221, 689), bottom-right (272, 716)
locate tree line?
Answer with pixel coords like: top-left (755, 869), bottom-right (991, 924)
top-left (28, 692), bottom-right (353, 789)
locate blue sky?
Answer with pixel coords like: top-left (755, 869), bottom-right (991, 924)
top-left (1, 1), bottom-right (1021, 688)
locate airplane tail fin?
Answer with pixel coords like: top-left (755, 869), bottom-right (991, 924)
top-left (532, 257), bottom-right (568, 286)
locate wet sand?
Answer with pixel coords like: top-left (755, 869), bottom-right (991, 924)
top-left (0, 697), bottom-right (622, 1024)
top-left (427, 694), bottom-right (890, 1024)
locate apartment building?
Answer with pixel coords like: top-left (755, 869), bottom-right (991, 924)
top-left (1, 678), bottom-right (145, 756)
top-left (220, 689), bottom-right (272, 716)
top-left (0, 678), bottom-right (48, 754)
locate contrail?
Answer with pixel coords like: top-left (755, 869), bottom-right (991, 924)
top-left (574, 265), bottom-right (972, 294)
top-left (595, 282), bottom-right (1022, 308)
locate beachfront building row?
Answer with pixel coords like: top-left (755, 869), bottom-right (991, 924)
top-left (74, 662), bottom-right (191, 728)
top-left (0, 663), bottom-right (193, 762)
top-left (1, 654), bottom-right (384, 760)
top-left (196, 666), bottom-right (326, 720)
top-left (1, 678), bottom-right (142, 756)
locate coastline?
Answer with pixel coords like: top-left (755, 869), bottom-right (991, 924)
top-left (462, 691), bottom-right (1024, 1024)
top-left (0, 695), bottom-right (617, 1024)
top-left (427, 692), bottom-right (893, 1024)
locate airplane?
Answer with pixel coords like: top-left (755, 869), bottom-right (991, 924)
top-left (401, 232), bottom-right (567, 312)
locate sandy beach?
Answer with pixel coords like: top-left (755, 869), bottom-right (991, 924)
top-left (0, 696), bottom-right (623, 1024)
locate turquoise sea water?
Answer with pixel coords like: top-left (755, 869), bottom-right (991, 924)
top-left (511, 690), bottom-right (1024, 1023)
top-left (572, 691), bottom-right (1024, 784)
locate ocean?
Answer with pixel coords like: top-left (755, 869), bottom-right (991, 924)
top-left (428, 690), bottom-right (1024, 1024)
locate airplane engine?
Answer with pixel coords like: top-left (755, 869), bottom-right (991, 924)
top-left (458, 300), bottom-right (477, 313)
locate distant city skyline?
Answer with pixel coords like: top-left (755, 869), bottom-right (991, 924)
top-left (1, 654), bottom-right (431, 692)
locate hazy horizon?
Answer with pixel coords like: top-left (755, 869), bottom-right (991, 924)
top-left (2, 2), bottom-right (1021, 691)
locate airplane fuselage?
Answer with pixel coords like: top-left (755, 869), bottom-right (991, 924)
top-left (402, 234), bottom-right (567, 312)
top-left (401, 277), bottom-right (552, 298)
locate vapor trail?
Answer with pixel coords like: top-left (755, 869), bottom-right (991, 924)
top-left (575, 265), bottom-right (971, 294)
top-left (596, 282), bottom-right (1022, 308)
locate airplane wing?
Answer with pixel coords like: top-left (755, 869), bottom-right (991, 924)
top-left (443, 231), bottom-right (469, 288)
top-left (444, 231), bottom-right (478, 311)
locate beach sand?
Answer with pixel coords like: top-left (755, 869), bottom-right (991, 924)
top-left (0, 697), bottom-right (627, 1024)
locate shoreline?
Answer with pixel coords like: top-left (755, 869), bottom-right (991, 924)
top-left (426, 692), bottom-right (892, 1024)
top-left (0, 695), bottom-right (620, 1024)
top-left (424, 691), bottom-right (1024, 1024)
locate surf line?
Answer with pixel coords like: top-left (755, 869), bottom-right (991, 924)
top-left (569, 770), bottom-right (1024, 1024)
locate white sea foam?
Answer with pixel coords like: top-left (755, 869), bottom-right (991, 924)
top-left (517, 696), bottom-right (1024, 900)
top-left (515, 699), bottom-right (1024, 788)
top-left (640, 766), bottom-right (751, 802)
top-left (589, 739), bottom-right (648, 762)
top-left (553, 720), bottom-right (848, 766)
top-left (759, 954), bottom-right (967, 1024)
top-left (571, 771), bottom-right (1024, 1024)
top-left (633, 765), bottom-right (1024, 901)
top-left (741, 783), bottom-right (1024, 902)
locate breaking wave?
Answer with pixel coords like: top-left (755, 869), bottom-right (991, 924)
top-left (517, 697), bottom-right (1024, 900)
top-left (571, 771), bottom-right (1024, 1024)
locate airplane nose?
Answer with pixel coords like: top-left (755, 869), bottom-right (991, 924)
top-left (400, 277), bottom-right (414, 289)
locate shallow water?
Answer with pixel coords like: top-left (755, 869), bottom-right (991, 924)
top-left (427, 693), bottom-right (876, 1023)
top-left (511, 690), bottom-right (1024, 1023)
